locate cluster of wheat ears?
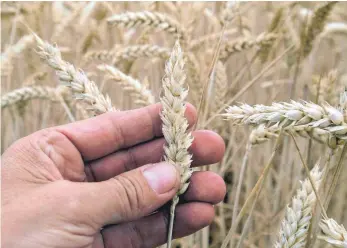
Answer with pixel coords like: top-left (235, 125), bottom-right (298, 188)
top-left (1, 2), bottom-right (347, 248)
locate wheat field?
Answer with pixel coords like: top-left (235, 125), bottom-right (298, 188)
top-left (1, 1), bottom-right (347, 248)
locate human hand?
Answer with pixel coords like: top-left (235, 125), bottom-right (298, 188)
top-left (2, 103), bottom-right (226, 248)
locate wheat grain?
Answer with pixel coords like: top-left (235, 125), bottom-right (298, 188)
top-left (319, 218), bottom-right (347, 247)
top-left (98, 64), bottom-right (155, 106)
top-left (274, 165), bottom-right (323, 248)
top-left (107, 11), bottom-right (186, 41)
top-left (160, 40), bottom-right (193, 248)
top-left (219, 32), bottom-right (277, 61)
top-left (34, 34), bottom-right (116, 115)
top-left (249, 124), bottom-right (279, 145)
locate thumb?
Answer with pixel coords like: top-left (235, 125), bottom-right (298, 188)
top-left (71, 162), bottom-right (180, 227)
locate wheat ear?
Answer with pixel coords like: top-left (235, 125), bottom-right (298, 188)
top-left (210, 61), bottom-right (228, 131)
top-left (83, 50), bottom-right (117, 64)
top-left (1, 86), bottom-right (67, 109)
top-left (161, 40), bottom-right (193, 248)
top-left (111, 45), bottom-right (171, 65)
top-left (319, 218), bottom-right (347, 247)
top-left (302, 1), bottom-right (337, 57)
top-left (274, 164), bottom-right (323, 248)
top-left (223, 100), bottom-right (347, 148)
top-left (34, 34), bottom-right (116, 115)
top-left (219, 32), bottom-right (277, 61)
top-left (97, 64), bottom-right (155, 106)
top-left (107, 11), bottom-right (186, 41)
top-left (259, 7), bottom-right (284, 62)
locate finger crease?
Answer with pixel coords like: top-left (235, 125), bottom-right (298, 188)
top-left (145, 106), bottom-right (158, 138)
top-left (125, 147), bottom-right (138, 172)
top-left (85, 163), bottom-right (97, 182)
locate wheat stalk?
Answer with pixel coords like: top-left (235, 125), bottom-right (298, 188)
top-left (97, 64), bottom-right (155, 106)
top-left (34, 34), bottom-right (116, 115)
top-left (219, 32), bottom-right (277, 61)
top-left (160, 40), bottom-right (193, 248)
top-left (274, 164), bottom-right (323, 248)
top-left (107, 11), bottom-right (186, 41)
top-left (223, 100), bottom-right (347, 148)
top-left (319, 218), bottom-right (347, 247)
top-left (1, 86), bottom-right (67, 109)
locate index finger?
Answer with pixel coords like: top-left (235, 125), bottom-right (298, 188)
top-left (56, 103), bottom-right (197, 161)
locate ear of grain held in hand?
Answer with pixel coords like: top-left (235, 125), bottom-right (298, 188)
top-left (1, 1), bottom-right (347, 247)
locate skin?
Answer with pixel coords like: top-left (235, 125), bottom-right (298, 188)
top-left (2, 103), bottom-right (226, 248)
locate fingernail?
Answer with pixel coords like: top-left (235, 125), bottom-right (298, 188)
top-left (143, 163), bottom-right (178, 194)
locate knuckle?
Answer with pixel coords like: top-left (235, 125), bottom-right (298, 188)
top-left (110, 175), bottom-right (146, 219)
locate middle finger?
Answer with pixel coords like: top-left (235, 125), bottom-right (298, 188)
top-left (85, 130), bottom-right (225, 182)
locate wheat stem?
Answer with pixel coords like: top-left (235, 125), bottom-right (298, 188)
top-left (222, 131), bottom-right (284, 248)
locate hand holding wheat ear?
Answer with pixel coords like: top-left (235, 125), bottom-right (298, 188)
top-left (161, 40), bottom-right (194, 248)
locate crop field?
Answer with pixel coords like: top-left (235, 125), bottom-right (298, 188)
top-left (1, 1), bottom-right (347, 247)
